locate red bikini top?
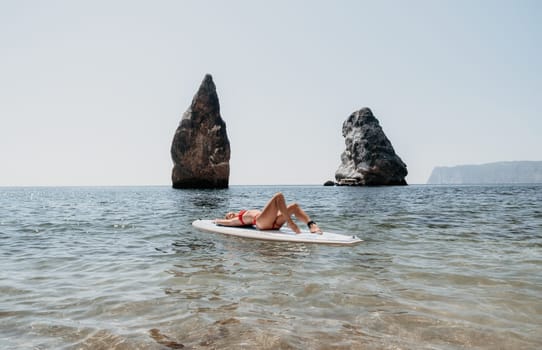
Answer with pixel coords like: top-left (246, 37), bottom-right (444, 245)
top-left (238, 210), bottom-right (257, 226)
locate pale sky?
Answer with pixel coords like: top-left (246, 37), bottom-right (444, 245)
top-left (1, 0), bottom-right (540, 186)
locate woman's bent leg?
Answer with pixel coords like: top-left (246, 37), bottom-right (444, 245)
top-left (255, 193), bottom-right (300, 233)
top-left (287, 203), bottom-right (322, 233)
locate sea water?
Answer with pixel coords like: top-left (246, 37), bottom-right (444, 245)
top-left (0, 185), bottom-right (540, 349)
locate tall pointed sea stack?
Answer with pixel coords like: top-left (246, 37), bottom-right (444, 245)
top-left (171, 74), bottom-right (230, 189)
top-left (335, 108), bottom-right (407, 186)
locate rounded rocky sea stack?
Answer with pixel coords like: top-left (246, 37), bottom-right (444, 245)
top-left (335, 108), bottom-right (407, 186)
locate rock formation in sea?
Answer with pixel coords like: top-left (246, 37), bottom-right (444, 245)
top-left (427, 161), bottom-right (542, 184)
top-left (170, 74), bottom-right (230, 189)
top-left (335, 108), bottom-right (407, 186)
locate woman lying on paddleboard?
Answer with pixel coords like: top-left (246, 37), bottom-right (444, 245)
top-left (214, 192), bottom-right (322, 234)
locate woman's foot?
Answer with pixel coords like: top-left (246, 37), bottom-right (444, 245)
top-left (287, 220), bottom-right (301, 234)
top-left (308, 221), bottom-right (322, 234)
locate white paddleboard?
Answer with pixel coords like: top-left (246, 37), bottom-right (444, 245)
top-left (192, 219), bottom-right (362, 245)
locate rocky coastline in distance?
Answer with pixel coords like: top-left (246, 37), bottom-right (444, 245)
top-left (427, 161), bottom-right (542, 184)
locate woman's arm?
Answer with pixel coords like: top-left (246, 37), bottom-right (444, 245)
top-left (214, 218), bottom-right (242, 226)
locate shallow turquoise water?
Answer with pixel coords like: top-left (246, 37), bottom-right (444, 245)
top-left (1, 185), bottom-right (541, 349)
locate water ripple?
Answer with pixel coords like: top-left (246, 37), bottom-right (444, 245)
top-left (0, 185), bottom-right (541, 349)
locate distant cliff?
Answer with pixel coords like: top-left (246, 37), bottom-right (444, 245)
top-left (427, 161), bottom-right (542, 184)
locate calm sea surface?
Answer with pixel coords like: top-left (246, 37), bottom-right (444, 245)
top-left (0, 185), bottom-right (541, 349)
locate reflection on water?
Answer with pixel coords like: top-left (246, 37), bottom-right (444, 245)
top-left (0, 185), bottom-right (541, 349)
top-left (187, 189), bottom-right (230, 210)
